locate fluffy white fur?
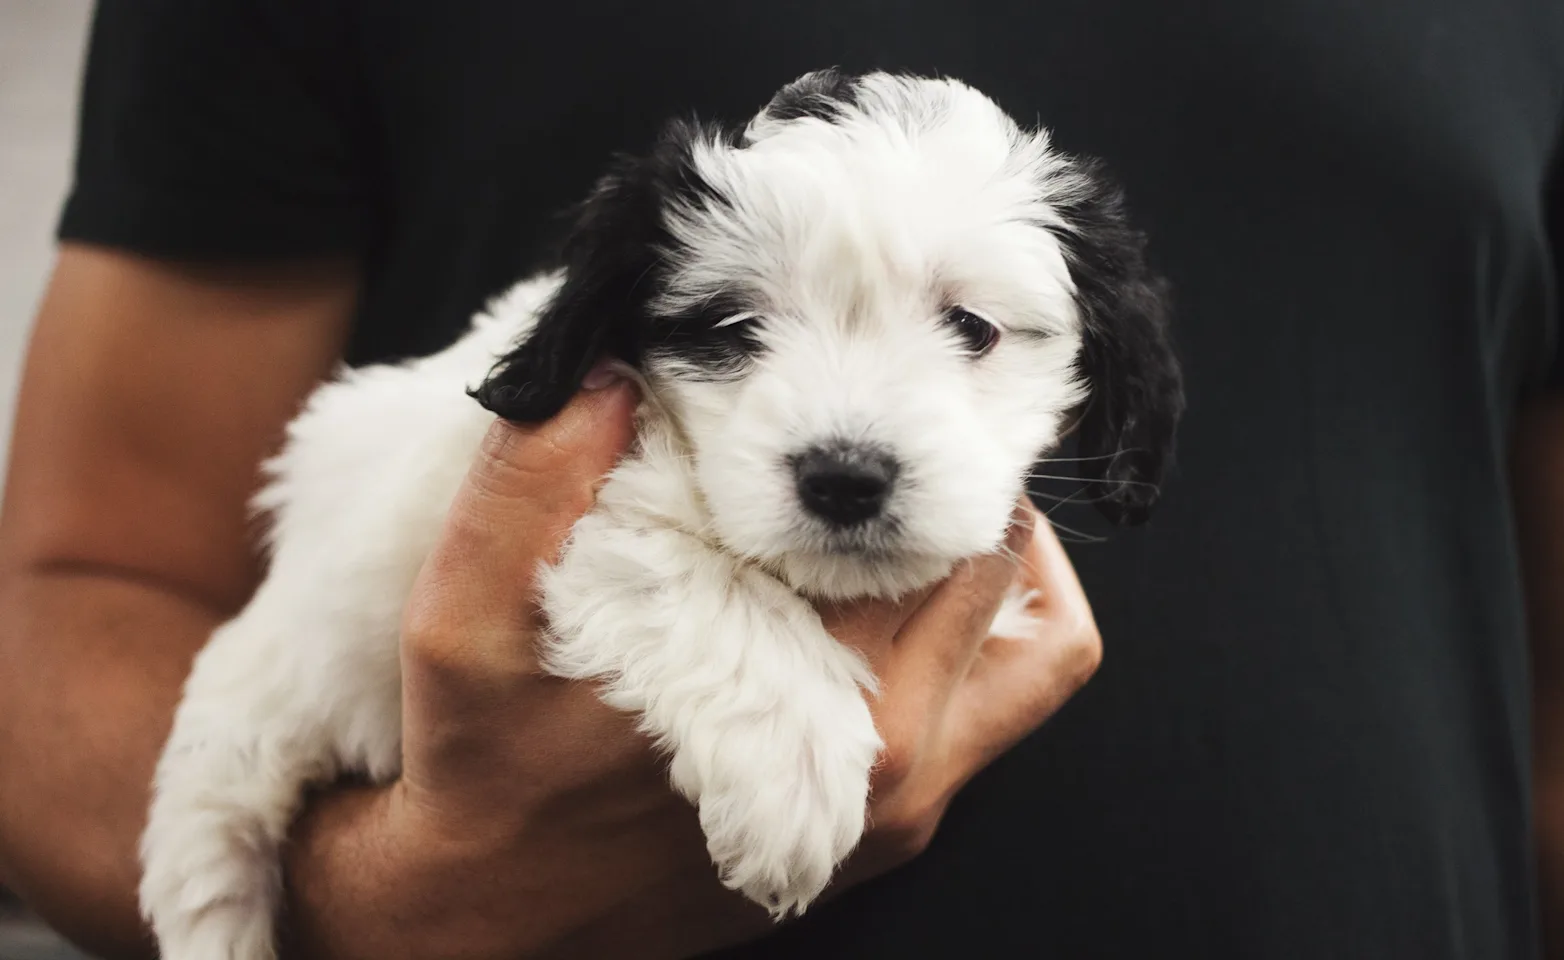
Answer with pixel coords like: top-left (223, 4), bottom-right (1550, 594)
top-left (140, 73), bottom-right (1100, 959)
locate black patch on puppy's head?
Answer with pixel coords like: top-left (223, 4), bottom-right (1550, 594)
top-left (469, 119), bottom-right (737, 421)
top-left (760, 68), bottom-right (861, 124)
top-left (474, 69), bottom-right (874, 418)
top-left (1051, 161), bottom-right (1185, 526)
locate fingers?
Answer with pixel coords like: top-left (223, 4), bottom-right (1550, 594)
top-left (1013, 502), bottom-right (1093, 629)
top-left (399, 371), bottom-right (642, 791)
top-left (876, 503), bottom-right (1035, 713)
top-left (949, 507), bottom-right (1102, 766)
top-left (409, 370), bottom-right (639, 641)
top-left (818, 590), bottom-right (934, 674)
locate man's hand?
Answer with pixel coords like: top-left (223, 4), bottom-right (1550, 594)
top-left (836, 498), bottom-right (1101, 884)
top-left (284, 367), bottom-right (1102, 960)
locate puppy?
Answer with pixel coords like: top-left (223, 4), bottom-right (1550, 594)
top-left (139, 69), bottom-right (1183, 959)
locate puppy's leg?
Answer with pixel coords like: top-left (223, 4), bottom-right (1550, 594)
top-left (139, 591), bottom-right (401, 960)
top-left (540, 515), bottom-right (883, 917)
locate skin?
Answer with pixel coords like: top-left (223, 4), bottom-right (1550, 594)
top-left (0, 245), bottom-right (1102, 959)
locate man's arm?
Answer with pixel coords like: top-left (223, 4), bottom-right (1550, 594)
top-left (1517, 390), bottom-right (1564, 959)
top-left (0, 244), bottom-right (356, 958)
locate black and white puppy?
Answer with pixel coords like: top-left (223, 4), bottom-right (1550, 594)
top-left (140, 70), bottom-right (1183, 959)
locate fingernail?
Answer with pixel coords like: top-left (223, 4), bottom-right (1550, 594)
top-left (581, 358), bottom-right (625, 391)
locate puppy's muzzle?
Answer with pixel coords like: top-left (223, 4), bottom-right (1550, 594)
top-left (791, 442), bottom-right (900, 528)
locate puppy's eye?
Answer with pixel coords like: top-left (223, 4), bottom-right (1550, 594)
top-left (706, 311), bottom-right (764, 355)
top-left (943, 308), bottom-right (1000, 356)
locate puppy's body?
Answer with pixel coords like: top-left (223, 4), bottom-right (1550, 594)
top-left (140, 71), bottom-right (1182, 959)
top-left (140, 276), bottom-right (887, 955)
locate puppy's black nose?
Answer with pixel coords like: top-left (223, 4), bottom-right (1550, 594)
top-left (792, 444), bottom-right (899, 528)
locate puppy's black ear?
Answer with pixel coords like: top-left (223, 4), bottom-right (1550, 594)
top-left (470, 120), bottom-right (726, 422)
top-left (757, 68), bottom-right (861, 125)
top-left (1055, 161), bottom-right (1185, 526)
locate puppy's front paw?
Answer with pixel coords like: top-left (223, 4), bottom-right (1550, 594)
top-left (141, 791), bottom-right (282, 960)
top-left (677, 692), bottom-right (881, 918)
top-left (145, 903), bottom-right (277, 960)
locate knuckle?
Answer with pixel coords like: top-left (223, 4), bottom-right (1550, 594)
top-left (902, 817), bottom-right (940, 860)
top-left (401, 586), bottom-right (444, 649)
top-left (469, 437), bottom-right (558, 509)
top-left (401, 586), bottom-right (479, 679)
top-left (477, 418), bottom-right (543, 470)
top-left (472, 422), bottom-right (534, 488)
top-left (870, 799), bottom-right (943, 864)
top-left (874, 743), bottom-right (916, 790)
top-left (871, 695), bottom-right (933, 775)
top-left (1063, 623), bottom-right (1104, 687)
top-left (470, 420), bottom-right (585, 509)
top-left (403, 624), bottom-right (469, 681)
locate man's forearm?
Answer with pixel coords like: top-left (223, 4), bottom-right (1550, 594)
top-left (0, 569), bottom-right (219, 959)
top-left (0, 568), bottom-right (498, 960)
top-left (280, 783), bottom-right (530, 960)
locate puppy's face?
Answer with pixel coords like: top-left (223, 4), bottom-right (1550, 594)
top-left (474, 71), bottom-right (1184, 600)
top-left (644, 79), bottom-right (1086, 597)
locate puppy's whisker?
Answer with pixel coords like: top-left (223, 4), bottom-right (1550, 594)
top-left (1044, 516), bottom-right (1107, 544)
top-left (1043, 490), bottom-right (1091, 516)
top-left (1036, 484), bottom-right (1103, 518)
top-left (1033, 450), bottom-right (1148, 464)
top-left (1031, 486), bottom-right (1122, 510)
top-left (1026, 471), bottom-right (1162, 491)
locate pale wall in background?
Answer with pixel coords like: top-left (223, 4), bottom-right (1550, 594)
top-left (0, 0), bottom-right (93, 492)
top-left (0, 2), bottom-right (100, 956)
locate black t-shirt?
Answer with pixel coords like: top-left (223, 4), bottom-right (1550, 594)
top-left (59, 1), bottom-right (1564, 957)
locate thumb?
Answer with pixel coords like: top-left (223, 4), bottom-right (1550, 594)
top-left (420, 365), bottom-right (640, 623)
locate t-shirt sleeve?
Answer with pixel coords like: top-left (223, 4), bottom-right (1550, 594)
top-left (58, 0), bottom-right (369, 259)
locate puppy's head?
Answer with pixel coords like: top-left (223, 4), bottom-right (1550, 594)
top-left (473, 70), bottom-right (1184, 599)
